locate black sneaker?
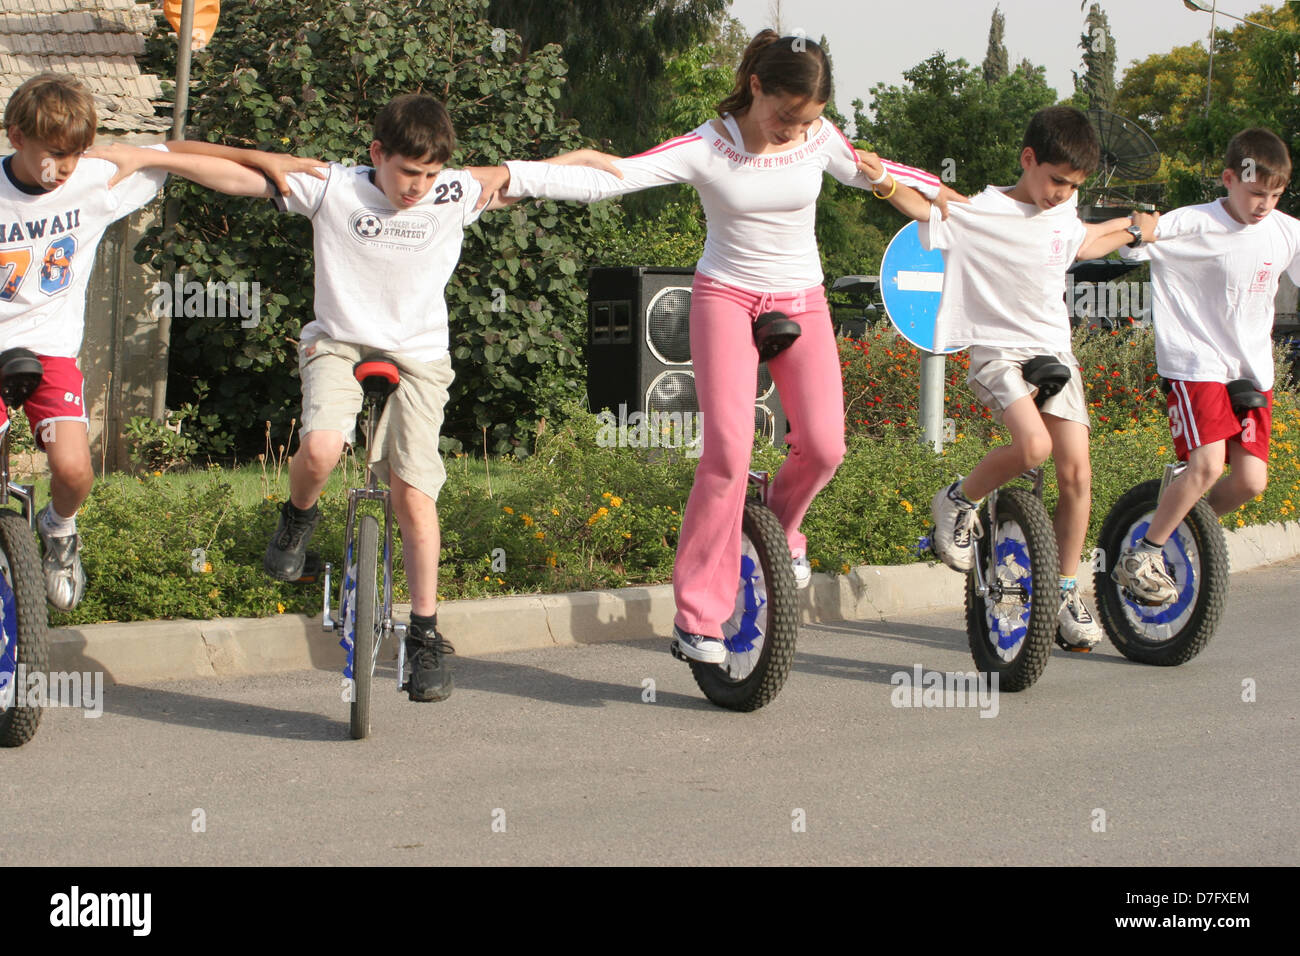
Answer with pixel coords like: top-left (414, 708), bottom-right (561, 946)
top-left (405, 623), bottom-right (454, 702)
top-left (263, 500), bottom-right (320, 581)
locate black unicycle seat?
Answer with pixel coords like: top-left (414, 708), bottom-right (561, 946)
top-left (1226, 378), bottom-right (1267, 412)
top-left (753, 311), bottom-right (801, 362)
top-left (0, 348), bottom-right (44, 408)
top-left (1022, 355), bottom-right (1071, 408)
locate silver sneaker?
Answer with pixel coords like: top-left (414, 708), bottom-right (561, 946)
top-left (931, 480), bottom-right (981, 572)
top-left (37, 506), bottom-right (86, 612)
top-left (1112, 546), bottom-right (1178, 606)
top-left (1057, 587), bottom-right (1101, 650)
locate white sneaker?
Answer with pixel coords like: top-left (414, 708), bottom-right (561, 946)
top-left (672, 626), bottom-right (727, 664)
top-left (791, 548), bottom-right (811, 590)
top-left (1058, 587), bottom-right (1102, 649)
top-left (930, 480), bottom-right (981, 572)
top-left (1112, 546), bottom-right (1178, 606)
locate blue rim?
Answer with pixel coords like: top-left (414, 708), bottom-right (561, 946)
top-left (0, 557), bottom-right (17, 710)
top-left (985, 523), bottom-right (1033, 660)
top-left (1120, 518), bottom-right (1199, 637)
top-left (721, 536), bottom-right (768, 681)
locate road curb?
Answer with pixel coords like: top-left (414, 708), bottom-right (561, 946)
top-left (47, 520), bottom-right (1300, 684)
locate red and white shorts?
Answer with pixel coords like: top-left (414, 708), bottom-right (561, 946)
top-left (0, 355), bottom-right (88, 450)
top-left (1165, 379), bottom-right (1272, 463)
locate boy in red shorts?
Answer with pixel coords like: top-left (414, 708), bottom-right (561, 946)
top-left (1, 73), bottom-right (293, 609)
top-left (1114, 128), bottom-right (1300, 603)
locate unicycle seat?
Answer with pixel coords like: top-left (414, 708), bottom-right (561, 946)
top-left (1021, 355), bottom-right (1071, 408)
top-left (0, 348), bottom-right (44, 408)
top-left (753, 311), bottom-right (801, 362)
top-left (1226, 378), bottom-right (1267, 413)
top-left (353, 357), bottom-right (400, 404)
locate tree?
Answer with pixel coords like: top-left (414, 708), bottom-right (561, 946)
top-left (982, 5), bottom-right (1009, 86)
top-left (1074, 2), bottom-right (1116, 111)
top-left (863, 52), bottom-right (1057, 196)
top-left (140, 0), bottom-right (614, 455)
top-left (484, 0), bottom-right (728, 154)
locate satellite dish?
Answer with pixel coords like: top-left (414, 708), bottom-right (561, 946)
top-left (1087, 108), bottom-right (1161, 189)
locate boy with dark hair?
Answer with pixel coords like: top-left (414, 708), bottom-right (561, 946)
top-left (860, 105), bottom-right (1147, 648)
top-left (1112, 127), bottom-right (1300, 604)
top-left (96, 93), bottom-right (509, 701)
top-left (1, 72), bottom-right (291, 611)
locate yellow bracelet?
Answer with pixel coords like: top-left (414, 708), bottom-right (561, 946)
top-left (872, 176), bottom-right (897, 200)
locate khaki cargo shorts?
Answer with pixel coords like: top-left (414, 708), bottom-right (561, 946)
top-left (298, 336), bottom-right (455, 500)
top-left (967, 345), bottom-right (1090, 428)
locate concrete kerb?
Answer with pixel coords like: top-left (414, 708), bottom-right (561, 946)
top-left (47, 520), bottom-right (1300, 684)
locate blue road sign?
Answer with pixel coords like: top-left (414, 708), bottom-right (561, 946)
top-left (880, 220), bottom-right (960, 355)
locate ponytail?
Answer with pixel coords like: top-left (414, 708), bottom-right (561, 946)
top-left (716, 29), bottom-right (832, 117)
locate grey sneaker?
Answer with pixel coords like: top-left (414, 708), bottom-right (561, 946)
top-left (37, 505), bottom-right (86, 611)
top-left (931, 480), bottom-right (981, 572)
top-left (672, 625), bottom-right (727, 664)
top-left (791, 548), bottom-right (812, 590)
top-left (1057, 587), bottom-right (1102, 649)
top-left (1112, 546), bottom-right (1178, 606)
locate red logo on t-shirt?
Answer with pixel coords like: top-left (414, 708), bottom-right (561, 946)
top-left (1249, 262), bottom-right (1273, 294)
top-left (1046, 234), bottom-right (1066, 266)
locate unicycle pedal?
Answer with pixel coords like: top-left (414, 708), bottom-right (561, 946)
top-left (1053, 633), bottom-right (1094, 653)
top-left (293, 552), bottom-right (323, 583)
top-left (669, 639), bottom-right (688, 663)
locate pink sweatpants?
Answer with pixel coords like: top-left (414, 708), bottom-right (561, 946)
top-left (673, 274), bottom-right (847, 636)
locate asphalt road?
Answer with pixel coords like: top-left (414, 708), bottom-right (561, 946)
top-left (4, 559), bottom-right (1297, 867)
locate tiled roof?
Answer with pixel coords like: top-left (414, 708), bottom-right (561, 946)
top-left (0, 0), bottom-right (168, 133)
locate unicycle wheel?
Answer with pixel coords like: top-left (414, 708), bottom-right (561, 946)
top-left (687, 499), bottom-right (798, 711)
top-left (348, 515), bottom-right (381, 739)
top-left (0, 509), bottom-right (49, 747)
top-left (1094, 479), bottom-right (1228, 666)
top-left (965, 488), bottom-right (1058, 692)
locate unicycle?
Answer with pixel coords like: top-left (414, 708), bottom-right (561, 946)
top-left (1093, 380), bottom-right (1241, 665)
top-left (672, 470), bottom-right (800, 711)
top-left (321, 358), bottom-right (407, 739)
top-left (0, 349), bottom-right (50, 747)
top-left (963, 356), bottom-right (1072, 691)
top-left (668, 310), bottom-right (802, 711)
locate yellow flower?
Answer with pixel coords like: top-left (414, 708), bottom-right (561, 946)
top-left (1157, 446), bottom-right (1167, 455)
top-left (521, 514), bottom-right (534, 527)
top-left (276, 602), bottom-right (285, 614)
top-left (810, 558), bottom-right (820, 568)
top-left (496, 577), bottom-right (504, 584)
top-left (534, 531), bottom-right (545, 539)
top-left (840, 562), bottom-right (851, 574)
top-left (153, 470), bottom-right (162, 477)
top-left (610, 496), bottom-right (623, 508)
top-left (900, 500), bottom-right (913, 513)
top-left (483, 575), bottom-right (490, 581)
top-left (1236, 518), bottom-right (1245, 527)
top-left (551, 508), bottom-right (559, 516)
top-left (602, 492), bottom-right (611, 499)
top-left (203, 562), bottom-right (213, 573)
top-left (209, 588), bottom-right (219, 599)
top-left (503, 506), bottom-right (514, 514)
top-left (546, 553), bottom-right (557, 567)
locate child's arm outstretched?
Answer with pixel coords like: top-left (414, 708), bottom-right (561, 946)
top-left (855, 150), bottom-right (935, 222)
top-left (86, 141), bottom-right (327, 197)
top-left (1076, 210), bottom-right (1158, 260)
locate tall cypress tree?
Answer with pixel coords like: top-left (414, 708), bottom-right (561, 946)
top-left (1075, 2), bottom-right (1117, 110)
top-left (982, 5), bottom-right (1009, 86)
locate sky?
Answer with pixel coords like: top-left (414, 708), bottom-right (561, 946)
top-left (725, 0), bottom-right (1241, 119)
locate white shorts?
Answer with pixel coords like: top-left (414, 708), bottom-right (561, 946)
top-left (967, 345), bottom-right (1090, 428)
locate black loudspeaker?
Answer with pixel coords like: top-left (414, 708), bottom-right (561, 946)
top-left (586, 266), bottom-right (788, 444)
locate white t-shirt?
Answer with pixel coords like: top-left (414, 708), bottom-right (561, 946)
top-left (1119, 200), bottom-right (1300, 391)
top-left (0, 146), bottom-right (167, 357)
top-left (503, 116), bottom-right (942, 292)
top-left (275, 163), bottom-right (484, 361)
top-left (921, 185), bottom-right (1087, 354)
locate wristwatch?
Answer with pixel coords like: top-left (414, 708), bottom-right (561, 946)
top-left (1125, 223), bottom-right (1144, 248)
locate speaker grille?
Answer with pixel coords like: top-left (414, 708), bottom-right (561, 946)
top-left (646, 287), bottom-right (693, 364)
top-left (645, 369), bottom-right (698, 419)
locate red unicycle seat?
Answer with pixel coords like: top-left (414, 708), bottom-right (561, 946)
top-left (353, 358), bottom-right (400, 403)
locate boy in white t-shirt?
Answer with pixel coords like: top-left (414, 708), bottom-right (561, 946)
top-left (99, 95), bottom-right (511, 702)
top-left (1, 73), bottom-right (295, 612)
top-left (1112, 128), bottom-right (1300, 604)
top-left (860, 107), bottom-right (1148, 647)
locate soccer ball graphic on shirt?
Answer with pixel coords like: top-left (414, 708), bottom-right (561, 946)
top-left (353, 213), bottom-right (384, 239)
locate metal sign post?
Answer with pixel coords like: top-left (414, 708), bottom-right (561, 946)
top-left (879, 221), bottom-right (957, 452)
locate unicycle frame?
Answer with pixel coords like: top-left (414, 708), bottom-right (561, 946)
top-left (970, 467), bottom-right (1045, 603)
top-left (320, 388), bottom-right (407, 691)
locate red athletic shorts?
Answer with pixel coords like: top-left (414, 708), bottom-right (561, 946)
top-left (1165, 379), bottom-right (1272, 463)
top-left (0, 355), bottom-right (88, 450)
